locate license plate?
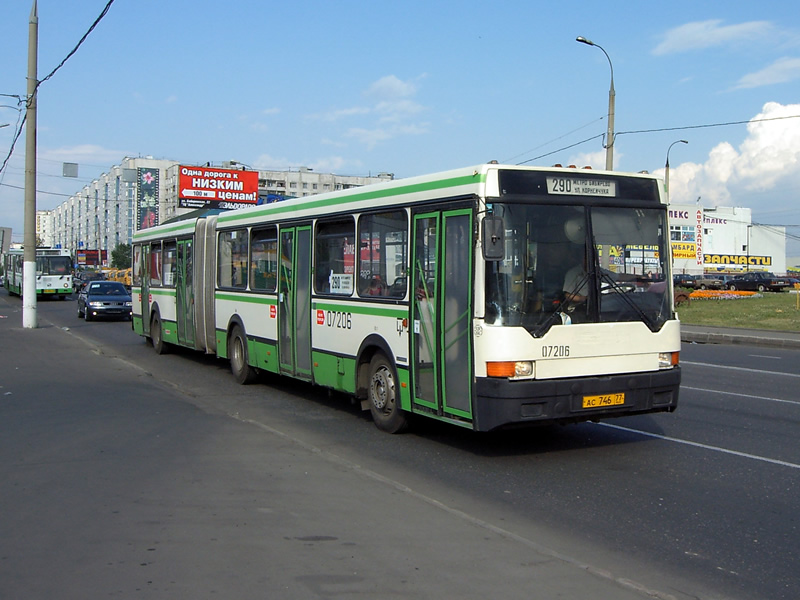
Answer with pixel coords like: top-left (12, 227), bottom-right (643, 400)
top-left (582, 392), bottom-right (625, 408)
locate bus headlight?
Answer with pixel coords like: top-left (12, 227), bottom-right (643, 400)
top-left (658, 352), bottom-right (679, 368)
top-left (487, 361), bottom-right (534, 378)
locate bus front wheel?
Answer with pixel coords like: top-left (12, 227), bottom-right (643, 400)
top-left (368, 353), bottom-right (408, 433)
top-left (229, 326), bottom-right (257, 385)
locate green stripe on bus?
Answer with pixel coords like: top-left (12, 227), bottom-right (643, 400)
top-left (218, 173), bottom-right (484, 224)
top-left (133, 221), bottom-right (196, 241)
top-left (150, 288), bottom-right (176, 297)
top-left (312, 301), bottom-right (406, 318)
top-left (216, 292), bottom-right (277, 304)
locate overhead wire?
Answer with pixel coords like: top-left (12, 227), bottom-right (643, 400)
top-left (0, 0), bottom-right (116, 178)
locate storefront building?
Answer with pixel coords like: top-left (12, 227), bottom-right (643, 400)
top-left (670, 204), bottom-right (786, 275)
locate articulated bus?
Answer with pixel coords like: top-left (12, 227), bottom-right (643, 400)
top-left (132, 163), bottom-right (680, 433)
top-left (4, 247), bottom-right (72, 299)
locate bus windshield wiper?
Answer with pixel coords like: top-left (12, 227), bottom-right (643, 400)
top-left (597, 270), bottom-right (657, 330)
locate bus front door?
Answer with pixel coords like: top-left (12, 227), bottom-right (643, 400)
top-left (278, 226), bottom-right (312, 380)
top-left (411, 210), bottom-right (473, 423)
top-left (175, 239), bottom-right (195, 348)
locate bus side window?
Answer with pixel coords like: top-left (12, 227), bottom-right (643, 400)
top-left (218, 229), bottom-right (248, 290)
top-left (357, 210), bottom-right (408, 299)
top-left (149, 243), bottom-right (162, 287)
top-left (250, 227), bottom-right (278, 292)
top-left (315, 219), bottom-right (355, 296)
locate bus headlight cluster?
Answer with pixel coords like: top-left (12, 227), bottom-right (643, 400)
top-left (486, 361), bottom-right (534, 378)
top-left (658, 352), bottom-right (679, 368)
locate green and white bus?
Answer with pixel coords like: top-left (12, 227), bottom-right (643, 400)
top-left (4, 247), bottom-right (73, 299)
top-left (132, 163), bottom-right (680, 433)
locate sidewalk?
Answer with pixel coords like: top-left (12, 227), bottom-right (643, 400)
top-left (681, 323), bottom-right (800, 349)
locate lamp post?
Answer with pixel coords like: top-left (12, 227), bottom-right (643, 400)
top-left (665, 140), bottom-right (688, 198)
top-left (576, 36), bottom-right (615, 171)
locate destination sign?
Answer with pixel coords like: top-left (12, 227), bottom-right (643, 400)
top-left (546, 177), bottom-right (617, 197)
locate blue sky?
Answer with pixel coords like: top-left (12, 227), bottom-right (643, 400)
top-left (2, 1), bottom-right (799, 257)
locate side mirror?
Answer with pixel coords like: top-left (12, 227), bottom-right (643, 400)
top-left (482, 215), bottom-right (505, 261)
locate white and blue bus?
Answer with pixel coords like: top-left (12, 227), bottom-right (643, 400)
top-left (131, 163), bottom-right (681, 432)
top-left (4, 247), bottom-right (72, 300)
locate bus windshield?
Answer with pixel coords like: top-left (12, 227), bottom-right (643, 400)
top-left (36, 255), bottom-right (72, 276)
top-left (484, 203), bottom-right (671, 336)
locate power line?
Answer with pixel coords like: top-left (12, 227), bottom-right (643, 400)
top-left (516, 114), bottom-right (800, 165)
top-left (0, 0), bottom-right (117, 178)
top-left (616, 114), bottom-right (800, 138)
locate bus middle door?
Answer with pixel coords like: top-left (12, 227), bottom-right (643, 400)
top-left (175, 238), bottom-right (195, 348)
top-left (278, 225), bottom-right (312, 380)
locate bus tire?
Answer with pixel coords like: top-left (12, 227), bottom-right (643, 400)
top-left (151, 313), bottom-right (170, 355)
top-left (368, 353), bottom-right (408, 433)
top-left (229, 326), bottom-right (257, 385)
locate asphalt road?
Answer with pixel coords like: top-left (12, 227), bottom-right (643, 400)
top-left (2, 291), bottom-right (799, 600)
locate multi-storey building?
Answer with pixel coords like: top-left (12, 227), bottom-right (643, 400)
top-left (43, 157), bottom-right (394, 263)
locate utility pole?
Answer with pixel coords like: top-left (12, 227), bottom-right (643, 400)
top-left (23, 0), bottom-right (38, 328)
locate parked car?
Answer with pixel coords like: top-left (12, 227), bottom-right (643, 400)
top-left (726, 272), bottom-right (791, 292)
top-left (695, 274), bottom-right (724, 290)
top-left (673, 274), bottom-right (698, 289)
top-left (77, 280), bottom-right (132, 321)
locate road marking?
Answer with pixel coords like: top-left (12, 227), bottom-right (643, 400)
top-left (682, 385), bottom-right (800, 407)
top-left (598, 422), bottom-right (800, 470)
top-left (747, 354), bottom-right (781, 360)
top-left (682, 360), bottom-right (800, 378)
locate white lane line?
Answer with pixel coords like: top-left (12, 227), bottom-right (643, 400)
top-left (748, 354), bottom-right (781, 360)
top-left (682, 360), bottom-right (800, 378)
top-left (597, 422), bottom-right (800, 470)
top-left (682, 385), bottom-right (800, 407)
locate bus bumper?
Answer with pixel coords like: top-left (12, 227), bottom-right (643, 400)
top-left (473, 367), bottom-right (680, 432)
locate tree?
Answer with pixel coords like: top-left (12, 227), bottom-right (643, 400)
top-left (110, 243), bottom-right (132, 269)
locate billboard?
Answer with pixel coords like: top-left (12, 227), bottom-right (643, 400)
top-left (77, 249), bottom-right (107, 266)
top-left (178, 165), bottom-right (259, 210)
top-left (137, 168), bottom-right (160, 230)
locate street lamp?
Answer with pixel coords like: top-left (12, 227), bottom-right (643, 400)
top-left (665, 140), bottom-right (688, 198)
top-left (576, 36), bottom-right (615, 171)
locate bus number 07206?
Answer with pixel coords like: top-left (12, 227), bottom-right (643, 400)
top-left (327, 311), bottom-right (352, 330)
top-left (542, 345), bottom-right (570, 357)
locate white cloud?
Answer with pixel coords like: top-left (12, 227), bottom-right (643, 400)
top-left (252, 153), bottom-right (293, 170)
top-left (653, 19), bottom-right (774, 56)
top-left (308, 75), bottom-right (429, 149)
top-left (345, 127), bottom-right (394, 150)
top-left (734, 56), bottom-right (800, 89)
top-left (365, 75), bottom-right (417, 100)
top-left (658, 102), bottom-right (800, 253)
top-left (567, 148), bottom-right (621, 171)
top-left (310, 106), bottom-right (371, 122)
top-left (40, 144), bottom-right (130, 166)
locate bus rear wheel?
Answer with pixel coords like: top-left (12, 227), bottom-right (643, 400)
top-left (229, 326), bottom-right (257, 385)
top-left (368, 353), bottom-right (408, 433)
